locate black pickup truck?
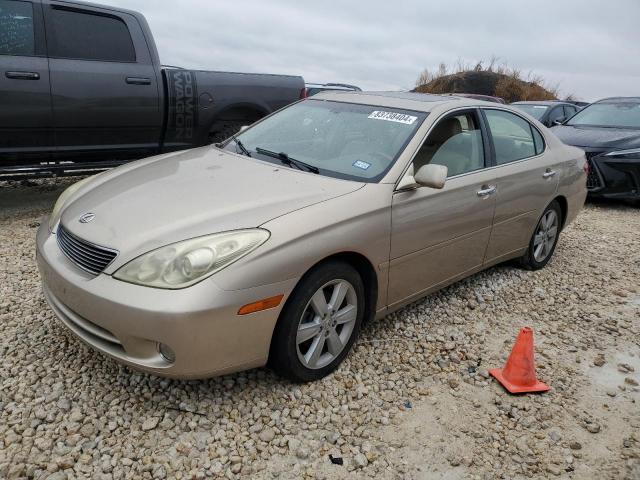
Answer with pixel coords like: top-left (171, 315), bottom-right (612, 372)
top-left (0, 0), bottom-right (304, 179)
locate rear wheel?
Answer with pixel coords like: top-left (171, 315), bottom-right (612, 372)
top-left (518, 200), bottom-right (562, 270)
top-left (269, 261), bottom-right (365, 382)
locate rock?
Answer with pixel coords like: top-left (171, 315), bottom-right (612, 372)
top-left (259, 427), bottom-right (275, 443)
top-left (141, 417), bottom-right (160, 431)
top-left (569, 441), bottom-right (582, 450)
top-left (593, 354), bottom-right (606, 367)
top-left (617, 363), bottom-right (634, 373)
top-left (354, 453), bottom-right (368, 468)
top-left (585, 423), bottom-right (601, 434)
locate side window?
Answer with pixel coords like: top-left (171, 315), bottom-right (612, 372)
top-left (563, 105), bottom-right (576, 119)
top-left (547, 106), bottom-right (565, 124)
top-left (413, 111), bottom-right (485, 178)
top-left (531, 126), bottom-right (545, 155)
top-left (47, 7), bottom-right (135, 62)
top-left (484, 110), bottom-right (536, 165)
top-left (0, 0), bottom-right (35, 56)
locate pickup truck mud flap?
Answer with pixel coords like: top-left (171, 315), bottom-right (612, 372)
top-left (165, 70), bottom-right (199, 145)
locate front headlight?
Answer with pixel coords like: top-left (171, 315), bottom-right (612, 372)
top-left (113, 229), bottom-right (270, 289)
top-left (48, 176), bottom-right (95, 232)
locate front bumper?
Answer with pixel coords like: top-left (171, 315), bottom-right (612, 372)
top-left (587, 154), bottom-right (640, 200)
top-left (36, 221), bottom-right (298, 379)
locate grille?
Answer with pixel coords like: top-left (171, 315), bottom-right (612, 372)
top-left (57, 225), bottom-right (118, 275)
top-left (585, 153), bottom-right (604, 190)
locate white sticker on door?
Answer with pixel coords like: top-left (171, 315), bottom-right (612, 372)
top-left (368, 111), bottom-right (418, 125)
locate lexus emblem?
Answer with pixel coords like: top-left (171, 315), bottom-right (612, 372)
top-left (79, 213), bottom-right (96, 224)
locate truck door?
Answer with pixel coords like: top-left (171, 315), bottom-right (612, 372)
top-left (0, 0), bottom-right (53, 161)
top-left (43, 1), bottom-right (161, 158)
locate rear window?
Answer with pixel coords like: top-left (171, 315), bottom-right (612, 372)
top-left (0, 0), bottom-right (34, 56)
top-left (512, 104), bottom-right (548, 120)
top-left (47, 7), bottom-right (135, 62)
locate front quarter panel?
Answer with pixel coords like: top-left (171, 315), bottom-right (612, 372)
top-left (211, 183), bottom-right (394, 309)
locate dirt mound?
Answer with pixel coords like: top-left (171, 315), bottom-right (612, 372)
top-left (414, 69), bottom-right (557, 103)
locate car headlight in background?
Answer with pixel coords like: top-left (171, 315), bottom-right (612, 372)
top-left (113, 229), bottom-right (270, 289)
top-left (604, 148), bottom-right (640, 159)
top-left (48, 176), bottom-right (95, 232)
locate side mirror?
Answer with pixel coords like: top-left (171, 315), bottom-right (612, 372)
top-left (552, 119), bottom-right (565, 126)
top-left (414, 164), bottom-right (448, 189)
top-left (239, 125), bottom-right (250, 133)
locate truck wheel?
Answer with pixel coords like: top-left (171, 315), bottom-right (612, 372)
top-left (209, 121), bottom-right (246, 143)
top-left (269, 261), bottom-right (365, 382)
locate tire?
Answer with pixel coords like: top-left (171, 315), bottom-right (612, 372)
top-left (518, 200), bottom-right (562, 270)
top-left (269, 261), bottom-right (365, 382)
top-left (209, 121), bottom-right (245, 144)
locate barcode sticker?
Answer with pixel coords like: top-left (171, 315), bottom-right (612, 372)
top-left (368, 111), bottom-right (417, 125)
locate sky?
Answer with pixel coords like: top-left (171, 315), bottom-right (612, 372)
top-left (105, 0), bottom-right (640, 102)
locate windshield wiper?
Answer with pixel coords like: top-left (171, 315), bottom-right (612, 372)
top-left (255, 147), bottom-right (319, 174)
top-left (231, 136), bottom-right (251, 157)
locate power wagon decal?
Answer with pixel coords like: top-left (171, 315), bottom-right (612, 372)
top-left (166, 70), bottom-right (199, 143)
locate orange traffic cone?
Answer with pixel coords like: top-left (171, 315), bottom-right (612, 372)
top-left (489, 327), bottom-right (549, 394)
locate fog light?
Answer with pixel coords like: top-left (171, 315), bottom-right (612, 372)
top-left (158, 343), bottom-right (176, 363)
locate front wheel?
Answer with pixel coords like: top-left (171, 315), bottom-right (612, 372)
top-left (518, 200), bottom-right (562, 270)
top-left (269, 261), bottom-right (365, 382)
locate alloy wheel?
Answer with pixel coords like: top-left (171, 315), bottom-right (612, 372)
top-left (296, 279), bottom-right (358, 370)
top-left (533, 210), bottom-right (559, 262)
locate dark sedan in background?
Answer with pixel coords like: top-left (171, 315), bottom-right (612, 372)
top-left (552, 97), bottom-right (640, 203)
top-left (512, 101), bottom-right (581, 128)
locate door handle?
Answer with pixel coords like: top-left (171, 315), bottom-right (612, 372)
top-left (126, 77), bottom-right (151, 85)
top-left (543, 169), bottom-right (557, 179)
top-left (5, 71), bottom-right (40, 80)
top-left (477, 185), bottom-right (496, 197)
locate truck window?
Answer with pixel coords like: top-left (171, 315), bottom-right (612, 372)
top-left (47, 7), bottom-right (135, 62)
top-left (0, 0), bottom-right (35, 56)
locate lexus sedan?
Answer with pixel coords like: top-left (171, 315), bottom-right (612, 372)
top-left (37, 92), bottom-right (587, 382)
top-left (552, 97), bottom-right (640, 203)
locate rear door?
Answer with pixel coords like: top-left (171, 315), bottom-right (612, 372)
top-left (0, 0), bottom-right (53, 159)
top-left (482, 108), bottom-right (559, 264)
top-left (43, 1), bottom-right (161, 156)
top-left (388, 108), bottom-right (497, 306)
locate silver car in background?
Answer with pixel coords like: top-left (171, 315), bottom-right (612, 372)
top-left (37, 91), bottom-right (587, 382)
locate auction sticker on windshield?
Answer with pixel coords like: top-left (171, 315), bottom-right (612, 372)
top-left (368, 111), bottom-right (418, 125)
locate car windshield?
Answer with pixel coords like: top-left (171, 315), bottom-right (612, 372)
top-left (227, 99), bottom-right (427, 182)
top-left (512, 104), bottom-right (549, 120)
top-left (566, 101), bottom-right (640, 128)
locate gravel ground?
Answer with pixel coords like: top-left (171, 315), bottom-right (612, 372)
top-left (1, 178), bottom-right (639, 480)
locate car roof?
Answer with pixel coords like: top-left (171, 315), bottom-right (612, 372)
top-left (594, 96), bottom-right (640, 104)
top-left (511, 100), bottom-right (568, 106)
top-left (306, 83), bottom-right (360, 91)
top-left (311, 90), bottom-right (497, 112)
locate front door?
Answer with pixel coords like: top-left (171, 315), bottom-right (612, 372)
top-left (388, 109), bottom-right (497, 307)
top-left (0, 0), bottom-right (53, 160)
top-left (43, 1), bottom-right (161, 156)
top-left (481, 108), bottom-right (560, 264)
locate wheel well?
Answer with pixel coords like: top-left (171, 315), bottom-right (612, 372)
top-left (303, 252), bottom-right (378, 323)
top-left (553, 195), bottom-right (568, 230)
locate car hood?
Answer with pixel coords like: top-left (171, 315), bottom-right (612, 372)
top-left (551, 125), bottom-right (640, 151)
top-left (60, 147), bottom-right (363, 261)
